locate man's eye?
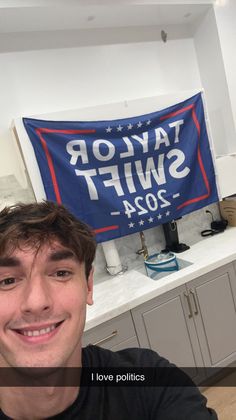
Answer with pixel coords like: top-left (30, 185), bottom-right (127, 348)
top-left (55, 270), bottom-right (72, 278)
top-left (0, 277), bottom-right (16, 289)
top-left (49, 269), bottom-right (73, 281)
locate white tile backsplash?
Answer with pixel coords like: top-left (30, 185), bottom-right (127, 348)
top-left (94, 202), bottom-right (221, 280)
top-left (0, 174), bottom-right (35, 209)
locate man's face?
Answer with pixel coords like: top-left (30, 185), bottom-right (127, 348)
top-left (0, 240), bottom-right (93, 368)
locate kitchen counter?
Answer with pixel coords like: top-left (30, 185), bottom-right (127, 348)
top-left (85, 227), bottom-right (236, 331)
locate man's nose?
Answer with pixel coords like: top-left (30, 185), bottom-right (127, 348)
top-left (20, 274), bottom-right (53, 316)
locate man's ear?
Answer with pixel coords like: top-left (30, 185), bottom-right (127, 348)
top-left (86, 267), bottom-right (94, 306)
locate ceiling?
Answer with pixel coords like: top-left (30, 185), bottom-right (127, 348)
top-left (0, 4), bottom-right (211, 33)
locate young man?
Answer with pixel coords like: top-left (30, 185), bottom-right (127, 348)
top-left (0, 201), bottom-right (217, 419)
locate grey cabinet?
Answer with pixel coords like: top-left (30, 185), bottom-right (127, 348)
top-left (83, 311), bottom-right (139, 351)
top-left (131, 284), bottom-right (205, 383)
top-left (83, 262), bottom-right (236, 383)
top-left (131, 263), bottom-right (236, 381)
top-left (188, 263), bottom-right (236, 368)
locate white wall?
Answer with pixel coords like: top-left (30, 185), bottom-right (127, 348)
top-left (193, 5), bottom-right (236, 156)
top-left (214, 0), bottom-right (236, 140)
top-left (0, 22), bottom-right (222, 278)
top-left (0, 36), bottom-right (202, 181)
top-left (0, 0), bottom-right (215, 8)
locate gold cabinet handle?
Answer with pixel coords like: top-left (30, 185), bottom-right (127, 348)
top-left (91, 330), bottom-right (118, 346)
top-left (190, 289), bottom-right (198, 315)
top-left (184, 292), bottom-right (193, 318)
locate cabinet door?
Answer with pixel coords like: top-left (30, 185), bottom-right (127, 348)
top-left (188, 263), bottom-right (236, 368)
top-left (83, 311), bottom-right (139, 350)
top-left (131, 285), bottom-right (204, 383)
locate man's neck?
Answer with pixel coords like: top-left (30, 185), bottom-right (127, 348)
top-left (0, 385), bottom-right (80, 419)
top-left (0, 350), bottom-right (83, 419)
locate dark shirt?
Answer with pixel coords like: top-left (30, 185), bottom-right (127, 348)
top-left (0, 346), bottom-right (218, 420)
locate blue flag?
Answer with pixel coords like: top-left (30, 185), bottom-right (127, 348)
top-left (23, 92), bottom-right (219, 243)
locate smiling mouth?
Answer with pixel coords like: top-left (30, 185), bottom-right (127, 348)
top-left (13, 321), bottom-right (64, 337)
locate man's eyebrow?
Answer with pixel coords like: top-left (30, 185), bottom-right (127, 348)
top-left (0, 257), bottom-right (20, 267)
top-left (48, 250), bottom-right (76, 262)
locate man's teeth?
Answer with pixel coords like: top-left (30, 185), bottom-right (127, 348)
top-left (22, 324), bottom-right (56, 337)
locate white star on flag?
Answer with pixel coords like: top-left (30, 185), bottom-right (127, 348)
top-left (127, 123), bottom-right (133, 130)
top-left (165, 211), bottom-right (170, 217)
top-left (146, 120), bottom-right (151, 125)
top-left (157, 214), bottom-right (162, 220)
top-left (148, 217), bottom-right (154, 223)
top-left (139, 219), bottom-right (144, 226)
top-left (128, 222), bottom-right (135, 228)
top-left (137, 121), bottom-right (143, 128)
top-left (117, 125), bottom-right (123, 132)
top-left (106, 126), bottom-right (112, 133)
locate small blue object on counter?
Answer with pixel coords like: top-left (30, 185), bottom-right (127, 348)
top-left (145, 252), bottom-right (179, 280)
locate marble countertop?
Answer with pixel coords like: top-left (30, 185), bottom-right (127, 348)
top-left (85, 227), bottom-right (236, 331)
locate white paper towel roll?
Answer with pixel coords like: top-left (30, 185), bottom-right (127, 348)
top-left (101, 240), bottom-right (122, 275)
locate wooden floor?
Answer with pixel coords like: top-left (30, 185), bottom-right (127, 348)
top-left (203, 372), bottom-right (236, 420)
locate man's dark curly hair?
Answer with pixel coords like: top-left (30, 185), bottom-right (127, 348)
top-left (0, 201), bottom-right (96, 279)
